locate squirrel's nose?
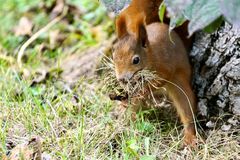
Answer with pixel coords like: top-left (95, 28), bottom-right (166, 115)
top-left (117, 72), bottom-right (133, 84)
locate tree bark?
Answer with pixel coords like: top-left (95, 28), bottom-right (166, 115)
top-left (190, 22), bottom-right (240, 126)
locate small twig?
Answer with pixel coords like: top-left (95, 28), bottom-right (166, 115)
top-left (17, 6), bottom-right (68, 68)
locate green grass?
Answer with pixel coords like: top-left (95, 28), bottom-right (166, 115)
top-left (0, 66), bottom-right (239, 159)
top-left (0, 0), bottom-right (239, 159)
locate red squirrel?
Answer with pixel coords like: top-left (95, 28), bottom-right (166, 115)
top-left (116, 0), bottom-right (192, 50)
top-left (112, 20), bottom-right (197, 146)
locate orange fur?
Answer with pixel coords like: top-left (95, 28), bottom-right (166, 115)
top-left (116, 0), bottom-right (192, 50)
top-left (116, 0), bottom-right (162, 38)
top-left (113, 22), bottom-right (197, 146)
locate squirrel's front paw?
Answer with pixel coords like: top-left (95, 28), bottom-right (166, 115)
top-left (184, 134), bottom-right (197, 148)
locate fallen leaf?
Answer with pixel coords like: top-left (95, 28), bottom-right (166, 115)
top-left (6, 136), bottom-right (42, 160)
top-left (14, 17), bottom-right (33, 36)
top-left (50, 0), bottom-right (65, 18)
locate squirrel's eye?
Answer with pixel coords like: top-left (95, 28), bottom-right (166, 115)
top-left (132, 56), bottom-right (140, 65)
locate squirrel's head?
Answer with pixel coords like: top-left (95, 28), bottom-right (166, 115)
top-left (113, 17), bottom-right (149, 84)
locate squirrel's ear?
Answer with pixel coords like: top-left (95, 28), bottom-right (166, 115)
top-left (137, 22), bottom-right (148, 48)
top-left (116, 16), bottom-right (127, 39)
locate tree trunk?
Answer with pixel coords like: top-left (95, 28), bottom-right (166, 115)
top-left (190, 22), bottom-right (240, 127)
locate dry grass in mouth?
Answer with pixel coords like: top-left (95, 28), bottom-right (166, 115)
top-left (100, 56), bottom-right (177, 108)
top-left (100, 55), bottom-right (199, 137)
top-left (100, 56), bottom-right (163, 98)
